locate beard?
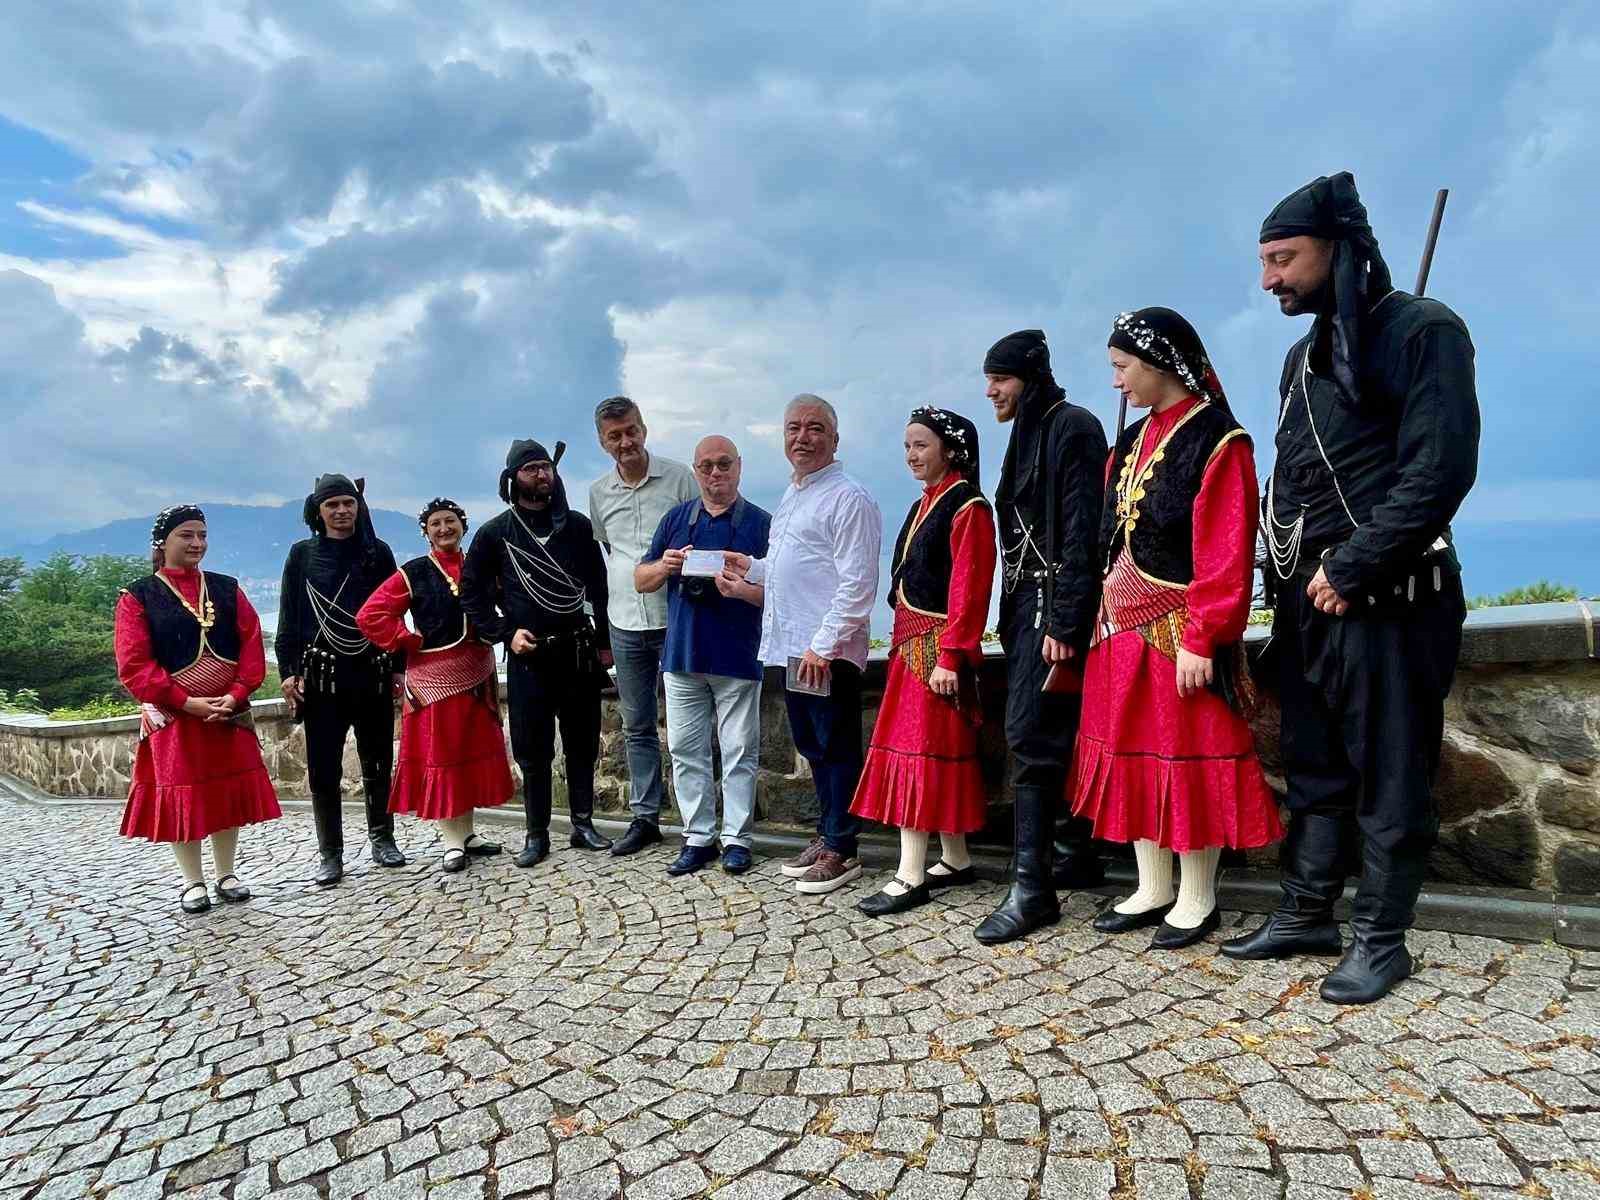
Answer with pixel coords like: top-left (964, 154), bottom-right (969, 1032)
top-left (1276, 276), bottom-right (1333, 317)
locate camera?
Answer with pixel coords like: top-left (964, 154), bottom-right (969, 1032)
top-left (681, 575), bottom-right (714, 604)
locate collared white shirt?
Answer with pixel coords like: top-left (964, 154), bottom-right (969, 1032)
top-left (747, 461), bottom-right (882, 670)
top-left (589, 452), bottom-right (698, 632)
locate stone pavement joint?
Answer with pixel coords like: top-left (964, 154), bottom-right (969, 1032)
top-left (1, 802), bottom-right (1598, 1199)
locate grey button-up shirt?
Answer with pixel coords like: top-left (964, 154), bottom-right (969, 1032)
top-left (588, 452), bottom-right (698, 632)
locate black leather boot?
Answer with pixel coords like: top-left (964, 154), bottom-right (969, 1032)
top-left (515, 776), bottom-right (552, 868)
top-left (1053, 813), bottom-right (1105, 890)
top-left (567, 785), bottom-right (613, 851)
top-left (311, 792), bottom-right (344, 887)
top-left (1320, 840), bottom-right (1425, 1005)
top-left (1220, 811), bottom-right (1347, 961)
top-left (364, 772), bottom-right (407, 867)
top-left (975, 785), bottom-right (1061, 945)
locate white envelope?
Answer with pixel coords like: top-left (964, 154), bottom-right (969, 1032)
top-left (681, 549), bottom-right (725, 578)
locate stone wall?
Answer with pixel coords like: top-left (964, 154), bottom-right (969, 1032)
top-left (4, 601), bottom-right (1596, 894)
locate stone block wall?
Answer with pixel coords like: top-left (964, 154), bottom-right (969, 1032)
top-left (4, 602), bottom-right (1597, 893)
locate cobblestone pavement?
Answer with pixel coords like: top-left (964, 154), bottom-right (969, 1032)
top-left (3, 800), bottom-right (1600, 1200)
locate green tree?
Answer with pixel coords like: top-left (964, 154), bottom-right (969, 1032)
top-left (0, 553), bottom-right (148, 708)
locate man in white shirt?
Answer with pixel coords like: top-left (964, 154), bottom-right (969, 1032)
top-left (727, 394), bottom-right (882, 894)
top-left (587, 396), bottom-right (699, 856)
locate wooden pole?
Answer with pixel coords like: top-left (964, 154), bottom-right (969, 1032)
top-left (1414, 188), bottom-right (1449, 296)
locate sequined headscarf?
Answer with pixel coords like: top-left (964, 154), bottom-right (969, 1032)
top-left (1108, 308), bottom-right (1231, 416)
top-left (150, 504), bottom-right (205, 547)
top-left (907, 407), bottom-right (982, 483)
top-left (417, 497), bottom-right (469, 535)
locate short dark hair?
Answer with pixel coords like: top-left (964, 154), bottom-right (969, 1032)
top-left (594, 396), bottom-right (641, 431)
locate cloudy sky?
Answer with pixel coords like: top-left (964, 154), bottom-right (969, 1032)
top-left (2, 1), bottom-right (1597, 547)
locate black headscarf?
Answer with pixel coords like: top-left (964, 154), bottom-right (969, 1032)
top-left (150, 504), bottom-right (205, 548)
top-left (907, 407), bottom-right (982, 484)
top-left (302, 472), bottom-right (382, 565)
top-left (1260, 171), bottom-right (1394, 401)
top-left (1108, 308), bottom-right (1232, 416)
top-left (417, 497), bottom-right (468, 535)
top-left (498, 438), bottom-right (570, 518)
top-left (987, 329), bottom-right (1067, 508)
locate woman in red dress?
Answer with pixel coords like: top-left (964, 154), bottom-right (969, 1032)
top-left (1070, 308), bottom-right (1281, 949)
top-left (851, 408), bottom-right (996, 916)
top-left (357, 499), bottom-right (513, 872)
top-left (116, 505), bottom-right (282, 914)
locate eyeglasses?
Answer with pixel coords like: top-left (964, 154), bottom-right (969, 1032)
top-left (519, 463), bottom-right (555, 476)
top-left (695, 458), bottom-right (737, 476)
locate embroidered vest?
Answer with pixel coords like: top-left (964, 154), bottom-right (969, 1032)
top-left (400, 557), bottom-right (469, 651)
top-left (124, 572), bottom-right (242, 672)
top-left (891, 479), bottom-right (989, 617)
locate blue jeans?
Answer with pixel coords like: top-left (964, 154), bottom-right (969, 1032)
top-left (783, 660), bottom-right (864, 858)
top-left (611, 626), bottom-right (667, 823)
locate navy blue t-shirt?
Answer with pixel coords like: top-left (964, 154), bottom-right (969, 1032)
top-left (644, 497), bottom-right (772, 681)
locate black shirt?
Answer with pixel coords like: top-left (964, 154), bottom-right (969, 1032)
top-left (274, 534), bottom-right (397, 676)
top-left (460, 505), bottom-right (611, 649)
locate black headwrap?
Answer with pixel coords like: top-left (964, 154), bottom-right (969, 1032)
top-left (302, 473), bottom-right (381, 562)
top-left (151, 504), bottom-right (205, 547)
top-left (1108, 308), bottom-right (1232, 416)
top-left (908, 407), bottom-right (982, 483)
top-left (983, 329), bottom-right (1051, 380)
top-left (1260, 171), bottom-right (1394, 402)
top-left (988, 330), bottom-right (1068, 507)
top-left (498, 438), bottom-right (570, 517)
top-left (418, 497), bottom-right (468, 535)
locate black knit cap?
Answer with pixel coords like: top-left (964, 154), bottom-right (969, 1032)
top-left (151, 504), bottom-right (205, 548)
top-left (983, 329), bottom-right (1050, 378)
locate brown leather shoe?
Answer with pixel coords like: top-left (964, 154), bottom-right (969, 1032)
top-left (779, 837), bottom-right (827, 878)
top-left (794, 850), bottom-right (863, 895)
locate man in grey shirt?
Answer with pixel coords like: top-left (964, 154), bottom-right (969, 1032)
top-left (588, 396), bottom-right (698, 855)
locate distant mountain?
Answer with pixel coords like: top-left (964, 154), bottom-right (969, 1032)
top-left (0, 502), bottom-right (424, 597)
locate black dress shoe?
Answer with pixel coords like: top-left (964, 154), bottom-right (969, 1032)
top-left (442, 848), bottom-right (468, 874)
top-left (370, 836), bottom-right (408, 868)
top-left (314, 855), bottom-right (343, 887)
top-left (180, 882), bottom-right (212, 915)
top-left (857, 880), bottom-right (932, 916)
top-left (463, 834), bottom-right (502, 857)
top-left (610, 819), bottom-right (662, 857)
top-left (515, 833), bottom-right (551, 868)
top-left (570, 820), bottom-right (614, 852)
top-left (1150, 906), bottom-right (1221, 950)
top-left (215, 875), bottom-right (251, 904)
top-left (924, 862), bottom-right (976, 892)
top-left (1091, 900), bottom-right (1173, 934)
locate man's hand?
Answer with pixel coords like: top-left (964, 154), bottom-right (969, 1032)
top-left (715, 570), bottom-right (760, 604)
top-left (1041, 635), bottom-right (1074, 664)
top-left (798, 649), bottom-right (832, 691)
top-left (723, 551), bottom-right (752, 579)
top-left (1306, 565), bottom-right (1350, 616)
top-left (281, 675), bottom-right (304, 705)
top-left (510, 629), bottom-right (538, 655)
top-left (928, 665), bottom-right (959, 698)
top-left (1175, 648), bottom-right (1214, 698)
top-left (662, 546), bottom-right (689, 575)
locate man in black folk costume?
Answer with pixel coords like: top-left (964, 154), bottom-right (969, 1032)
top-left (976, 331), bottom-right (1108, 944)
top-left (1222, 173), bottom-right (1479, 1004)
top-left (277, 474), bottom-right (408, 885)
top-left (461, 440), bottom-right (614, 868)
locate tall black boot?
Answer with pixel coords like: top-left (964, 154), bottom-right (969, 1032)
top-left (567, 765), bottom-right (613, 851)
top-left (975, 785), bottom-right (1061, 945)
top-left (515, 772), bottom-right (553, 868)
top-left (1320, 839), bottom-right (1425, 1005)
top-left (1053, 813), bottom-right (1104, 890)
top-left (1219, 810), bottom-right (1348, 960)
top-left (310, 792), bottom-right (344, 887)
top-left (364, 772), bottom-right (407, 867)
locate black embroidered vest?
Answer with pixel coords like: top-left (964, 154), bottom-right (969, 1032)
top-left (1100, 403), bottom-right (1248, 586)
top-left (400, 557), bottom-right (469, 651)
top-left (891, 480), bottom-right (989, 617)
top-left (125, 572), bottom-right (242, 672)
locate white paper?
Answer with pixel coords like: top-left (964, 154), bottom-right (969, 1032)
top-left (681, 549), bottom-right (725, 578)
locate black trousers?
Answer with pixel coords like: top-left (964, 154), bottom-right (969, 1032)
top-left (506, 653), bottom-right (601, 832)
top-left (1274, 568), bottom-right (1466, 856)
top-left (998, 585), bottom-right (1082, 791)
top-left (302, 671), bottom-right (394, 851)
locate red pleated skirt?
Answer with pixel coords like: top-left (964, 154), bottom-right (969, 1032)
top-left (850, 653), bottom-right (988, 835)
top-left (120, 717), bottom-right (281, 843)
top-left (389, 686), bottom-right (514, 821)
top-left (1069, 630), bottom-right (1281, 853)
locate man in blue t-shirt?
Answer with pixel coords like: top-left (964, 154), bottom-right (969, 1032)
top-left (635, 435), bottom-right (772, 875)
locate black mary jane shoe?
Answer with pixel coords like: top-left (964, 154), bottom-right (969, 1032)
top-left (923, 862), bottom-right (977, 892)
top-left (1091, 900), bottom-right (1174, 934)
top-left (1149, 906), bottom-right (1221, 950)
top-left (442, 848), bottom-right (468, 874)
top-left (180, 882), bottom-right (212, 915)
top-left (462, 834), bottom-right (502, 857)
top-left (856, 879), bottom-right (932, 917)
top-left (215, 874), bottom-right (252, 904)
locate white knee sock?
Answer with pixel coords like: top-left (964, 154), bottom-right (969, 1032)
top-left (937, 832), bottom-right (971, 872)
top-left (885, 829), bottom-right (930, 893)
top-left (210, 827), bottom-right (239, 881)
top-left (1167, 846), bottom-right (1222, 928)
top-left (1113, 839), bottom-right (1174, 914)
top-left (173, 841), bottom-right (204, 887)
top-left (440, 815), bottom-right (472, 852)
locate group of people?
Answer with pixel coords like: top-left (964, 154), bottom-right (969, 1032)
top-left (114, 172), bottom-right (1479, 1006)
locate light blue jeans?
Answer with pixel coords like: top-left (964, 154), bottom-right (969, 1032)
top-left (611, 626), bottom-right (667, 823)
top-left (663, 672), bottom-right (762, 847)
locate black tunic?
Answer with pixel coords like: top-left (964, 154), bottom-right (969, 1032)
top-left (459, 505), bottom-right (610, 650)
top-left (274, 534), bottom-right (397, 678)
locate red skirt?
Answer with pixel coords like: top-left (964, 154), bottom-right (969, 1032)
top-left (390, 686), bottom-right (514, 821)
top-left (1069, 630), bottom-right (1281, 853)
top-left (121, 716), bottom-right (281, 843)
top-left (850, 653), bottom-right (988, 835)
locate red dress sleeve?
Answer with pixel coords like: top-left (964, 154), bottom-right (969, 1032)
top-left (115, 592), bottom-right (190, 709)
top-left (228, 588), bottom-right (268, 705)
top-left (356, 570), bottom-right (424, 655)
top-left (1182, 436), bottom-right (1259, 657)
top-left (937, 501), bottom-right (998, 670)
